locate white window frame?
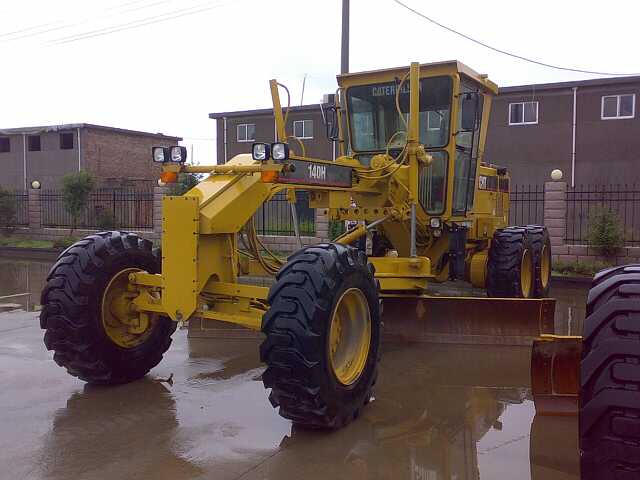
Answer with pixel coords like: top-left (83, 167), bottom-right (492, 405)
top-left (236, 123), bottom-right (255, 142)
top-left (293, 119), bottom-right (313, 139)
top-left (426, 111), bottom-right (442, 131)
top-left (508, 101), bottom-right (538, 126)
top-left (601, 94), bottom-right (636, 120)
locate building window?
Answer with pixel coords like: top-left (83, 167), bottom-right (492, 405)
top-left (28, 135), bottom-right (41, 151)
top-left (60, 132), bottom-right (74, 150)
top-left (426, 111), bottom-right (442, 131)
top-left (293, 119), bottom-right (313, 139)
top-left (0, 137), bottom-right (9, 153)
top-left (237, 123), bottom-right (255, 142)
top-left (509, 101), bottom-right (538, 125)
top-left (601, 94), bottom-right (635, 119)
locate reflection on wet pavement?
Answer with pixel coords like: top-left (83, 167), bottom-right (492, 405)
top-left (0, 255), bottom-right (586, 479)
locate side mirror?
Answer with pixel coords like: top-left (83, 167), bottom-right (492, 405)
top-left (461, 92), bottom-right (479, 131)
top-left (325, 106), bottom-right (340, 141)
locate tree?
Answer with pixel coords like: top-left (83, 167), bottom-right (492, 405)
top-left (170, 172), bottom-right (201, 195)
top-left (0, 187), bottom-right (17, 234)
top-left (62, 171), bottom-right (95, 235)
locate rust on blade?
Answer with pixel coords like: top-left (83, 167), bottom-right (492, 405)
top-left (380, 295), bottom-right (556, 345)
top-left (531, 335), bottom-right (582, 416)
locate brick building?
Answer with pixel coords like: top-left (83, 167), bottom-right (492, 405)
top-left (0, 123), bottom-right (181, 190)
top-left (210, 75), bottom-right (640, 187)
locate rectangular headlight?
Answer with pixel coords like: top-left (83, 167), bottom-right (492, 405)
top-left (170, 146), bottom-right (187, 163)
top-left (430, 217), bottom-right (441, 228)
top-left (152, 146), bottom-right (168, 163)
top-left (271, 142), bottom-right (290, 161)
top-left (252, 143), bottom-right (270, 161)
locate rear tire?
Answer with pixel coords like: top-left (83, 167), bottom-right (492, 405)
top-left (40, 231), bottom-right (176, 385)
top-left (525, 225), bottom-right (551, 298)
top-left (486, 227), bottom-right (534, 298)
top-left (260, 243), bottom-right (381, 429)
top-left (580, 264), bottom-right (640, 479)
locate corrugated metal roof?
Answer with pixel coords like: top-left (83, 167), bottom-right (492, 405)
top-left (0, 123), bottom-right (182, 140)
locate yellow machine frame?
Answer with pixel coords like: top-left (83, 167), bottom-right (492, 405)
top-left (129, 60), bottom-right (528, 330)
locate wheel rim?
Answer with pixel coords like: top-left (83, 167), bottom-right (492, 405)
top-left (101, 268), bottom-right (156, 349)
top-left (520, 249), bottom-right (533, 298)
top-left (328, 288), bottom-right (372, 386)
top-left (540, 244), bottom-right (551, 290)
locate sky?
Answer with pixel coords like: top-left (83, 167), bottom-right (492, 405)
top-left (1, 0), bottom-right (638, 164)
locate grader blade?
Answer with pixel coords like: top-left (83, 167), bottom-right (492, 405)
top-left (381, 295), bottom-right (556, 345)
top-left (530, 335), bottom-right (582, 416)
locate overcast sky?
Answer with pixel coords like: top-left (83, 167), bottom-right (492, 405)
top-left (1, 0), bottom-right (638, 164)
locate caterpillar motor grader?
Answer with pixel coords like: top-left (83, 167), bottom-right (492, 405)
top-left (40, 60), bottom-right (555, 429)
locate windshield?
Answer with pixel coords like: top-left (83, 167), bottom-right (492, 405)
top-left (347, 76), bottom-right (452, 152)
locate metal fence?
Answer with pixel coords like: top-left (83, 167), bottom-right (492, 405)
top-left (254, 191), bottom-right (315, 236)
top-left (41, 188), bottom-right (154, 229)
top-left (509, 184), bottom-right (545, 226)
top-left (566, 185), bottom-right (640, 245)
top-left (0, 191), bottom-right (29, 227)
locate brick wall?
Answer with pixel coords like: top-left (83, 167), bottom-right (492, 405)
top-left (82, 128), bottom-right (177, 188)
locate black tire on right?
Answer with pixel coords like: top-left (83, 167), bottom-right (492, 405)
top-left (580, 264), bottom-right (640, 479)
top-left (525, 225), bottom-right (552, 298)
top-left (486, 227), bottom-right (534, 298)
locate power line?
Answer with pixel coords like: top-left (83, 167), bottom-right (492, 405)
top-left (390, 0), bottom-right (640, 77)
top-left (48, 0), bottom-right (238, 45)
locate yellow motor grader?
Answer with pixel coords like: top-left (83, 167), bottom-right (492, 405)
top-left (40, 62), bottom-right (639, 476)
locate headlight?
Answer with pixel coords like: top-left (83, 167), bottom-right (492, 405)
top-left (271, 142), bottom-right (290, 161)
top-left (252, 143), bottom-right (270, 161)
top-left (430, 217), bottom-right (441, 228)
top-left (152, 146), bottom-right (168, 163)
top-left (170, 146), bottom-right (187, 163)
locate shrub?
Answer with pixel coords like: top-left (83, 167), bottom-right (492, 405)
top-left (95, 208), bottom-right (117, 230)
top-left (587, 207), bottom-right (623, 257)
top-left (53, 236), bottom-right (79, 249)
top-left (62, 171), bottom-right (95, 235)
top-left (0, 187), bottom-right (17, 233)
top-left (329, 220), bottom-right (346, 240)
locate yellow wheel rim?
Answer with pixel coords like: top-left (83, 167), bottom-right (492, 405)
top-left (540, 244), bottom-right (551, 290)
top-left (328, 288), bottom-right (372, 386)
top-left (101, 268), bottom-right (156, 349)
top-left (520, 249), bottom-right (533, 298)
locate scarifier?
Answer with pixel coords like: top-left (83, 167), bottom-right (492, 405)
top-left (39, 60), bottom-right (632, 465)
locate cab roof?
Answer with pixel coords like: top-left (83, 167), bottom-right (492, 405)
top-left (337, 60), bottom-right (498, 95)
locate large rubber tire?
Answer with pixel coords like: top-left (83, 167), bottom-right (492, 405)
top-left (40, 231), bottom-right (176, 385)
top-left (524, 225), bottom-right (552, 298)
top-left (580, 264), bottom-right (640, 479)
top-left (486, 226), bottom-right (535, 298)
top-left (260, 243), bottom-right (381, 429)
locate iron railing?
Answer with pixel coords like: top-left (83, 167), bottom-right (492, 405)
top-left (254, 191), bottom-right (316, 236)
top-left (0, 191), bottom-right (29, 227)
top-left (41, 188), bottom-right (154, 230)
top-left (566, 184), bottom-right (640, 245)
top-left (509, 184), bottom-right (545, 226)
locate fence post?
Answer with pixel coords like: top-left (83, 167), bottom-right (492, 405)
top-left (28, 188), bottom-right (41, 232)
top-left (315, 208), bottom-right (329, 242)
top-left (544, 181), bottom-right (568, 257)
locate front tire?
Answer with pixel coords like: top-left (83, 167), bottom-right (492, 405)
top-left (260, 243), bottom-right (381, 429)
top-left (580, 264), bottom-right (640, 479)
top-left (40, 231), bottom-right (176, 384)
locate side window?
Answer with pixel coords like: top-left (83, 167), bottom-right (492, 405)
top-left (419, 151), bottom-right (448, 214)
top-left (601, 94), bottom-right (635, 119)
top-left (237, 124), bottom-right (255, 142)
top-left (293, 119), bottom-right (313, 139)
top-left (509, 101), bottom-right (538, 125)
top-left (452, 88), bottom-right (484, 215)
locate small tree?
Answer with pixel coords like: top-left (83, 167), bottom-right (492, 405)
top-left (588, 207), bottom-right (623, 257)
top-left (0, 187), bottom-right (17, 235)
top-left (170, 172), bottom-right (201, 196)
top-left (62, 171), bottom-right (95, 235)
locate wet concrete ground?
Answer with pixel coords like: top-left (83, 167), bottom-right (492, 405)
top-left (0, 254), bottom-right (586, 479)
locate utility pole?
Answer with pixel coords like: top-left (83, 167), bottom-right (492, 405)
top-left (341, 0), bottom-right (349, 74)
